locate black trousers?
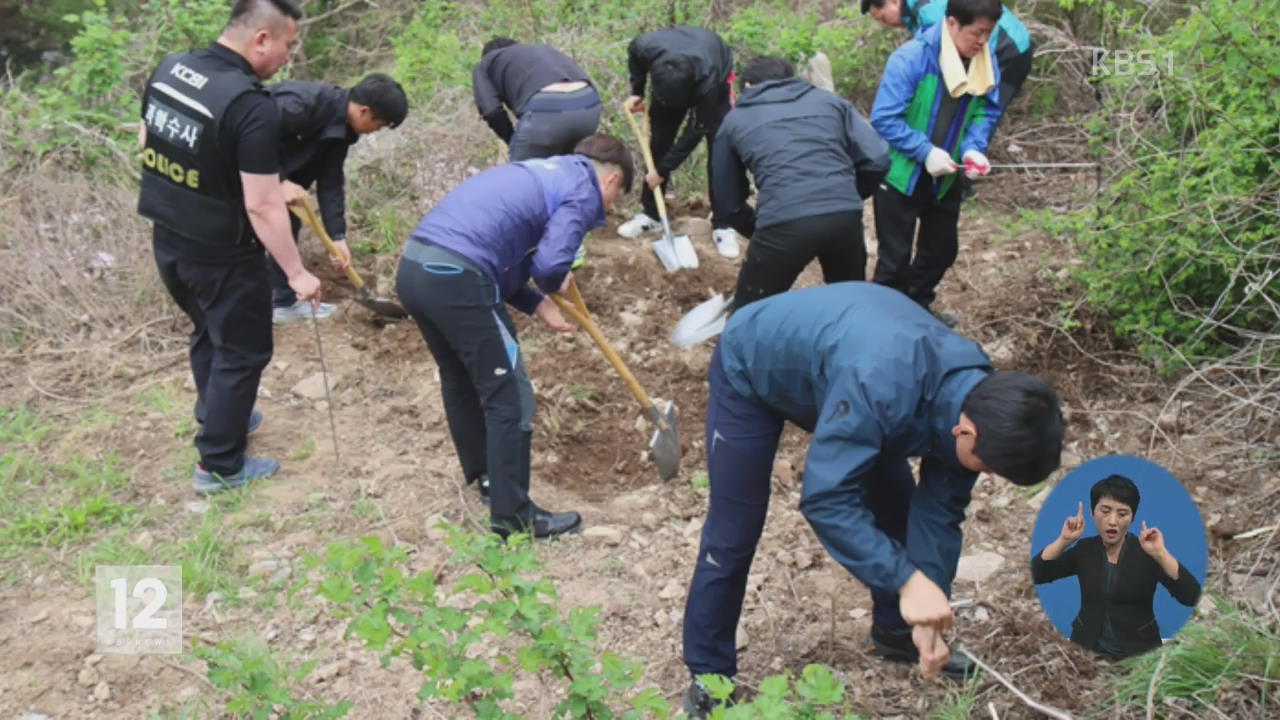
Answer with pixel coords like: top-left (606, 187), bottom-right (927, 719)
top-left (153, 231), bottom-right (272, 476)
top-left (395, 242), bottom-right (536, 524)
top-left (641, 98), bottom-right (729, 229)
top-left (265, 213), bottom-right (305, 309)
top-left (872, 179), bottom-right (962, 309)
top-left (731, 210), bottom-right (866, 312)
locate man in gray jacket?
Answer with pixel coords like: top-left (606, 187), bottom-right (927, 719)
top-left (712, 57), bottom-right (890, 310)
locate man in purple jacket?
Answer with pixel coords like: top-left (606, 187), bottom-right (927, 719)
top-left (396, 135), bottom-right (634, 539)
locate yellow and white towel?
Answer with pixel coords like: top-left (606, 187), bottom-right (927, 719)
top-left (939, 28), bottom-right (995, 98)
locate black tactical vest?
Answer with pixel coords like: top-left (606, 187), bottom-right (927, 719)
top-left (137, 51), bottom-right (260, 245)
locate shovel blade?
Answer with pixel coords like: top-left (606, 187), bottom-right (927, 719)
top-left (671, 293), bottom-right (732, 347)
top-left (651, 236), bottom-right (682, 273)
top-left (356, 291), bottom-right (408, 319)
top-left (671, 234), bottom-right (699, 269)
top-left (646, 400), bottom-right (680, 481)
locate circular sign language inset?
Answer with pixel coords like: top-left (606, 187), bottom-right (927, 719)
top-left (1028, 454), bottom-right (1208, 661)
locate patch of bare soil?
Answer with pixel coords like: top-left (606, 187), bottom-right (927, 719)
top-left (0, 177), bottom-right (1274, 719)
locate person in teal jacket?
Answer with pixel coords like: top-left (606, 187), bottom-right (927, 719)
top-left (678, 282), bottom-right (1064, 718)
top-left (868, 0), bottom-right (1002, 325)
top-left (862, 0), bottom-right (1034, 129)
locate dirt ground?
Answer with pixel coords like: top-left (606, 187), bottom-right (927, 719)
top-left (1, 170), bottom-right (1275, 719)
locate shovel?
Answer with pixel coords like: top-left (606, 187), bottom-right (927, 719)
top-left (623, 106), bottom-right (698, 272)
top-left (289, 196), bottom-right (408, 320)
top-left (550, 278), bottom-right (681, 481)
top-left (671, 292), bottom-right (733, 347)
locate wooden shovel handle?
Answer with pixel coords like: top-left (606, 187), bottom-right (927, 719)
top-left (549, 279), bottom-right (661, 422)
top-left (622, 105), bottom-right (671, 223)
top-left (288, 196), bottom-right (365, 291)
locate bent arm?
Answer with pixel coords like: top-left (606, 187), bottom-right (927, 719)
top-left (1152, 550), bottom-right (1202, 606)
top-left (1030, 542), bottom-right (1079, 584)
top-left (242, 172), bottom-right (304, 278)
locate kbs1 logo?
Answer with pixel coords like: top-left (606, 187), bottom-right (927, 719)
top-left (1091, 48), bottom-right (1175, 77)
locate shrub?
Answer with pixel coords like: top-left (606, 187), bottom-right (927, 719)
top-left (1045, 1), bottom-right (1279, 369)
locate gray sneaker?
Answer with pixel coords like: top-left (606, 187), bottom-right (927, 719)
top-left (192, 457), bottom-right (279, 495)
top-left (273, 300), bottom-right (337, 326)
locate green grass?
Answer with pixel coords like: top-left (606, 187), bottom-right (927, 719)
top-left (135, 384), bottom-right (184, 415)
top-left (290, 435), bottom-right (316, 463)
top-left (1104, 599), bottom-right (1280, 715)
top-left (691, 471), bottom-right (710, 491)
top-left (927, 670), bottom-right (985, 720)
top-left (0, 445), bottom-right (137, 557)
top-left (568, 383), bottom-right (595, 402)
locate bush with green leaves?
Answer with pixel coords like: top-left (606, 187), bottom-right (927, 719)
top-left (1044, 0), bottom-right (1279, 369)
top-left (305, 526), bottom-right (669, 719)
top-left (192, 636), bottom-right (353, 720)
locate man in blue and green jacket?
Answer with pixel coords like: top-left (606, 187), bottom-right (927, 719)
top-left (868, 0), bottom-right (1003, 324)
top-left (862, 0), bottom-right (1034, 129)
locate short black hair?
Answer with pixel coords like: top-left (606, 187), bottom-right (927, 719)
top-left (483, 36), bottom-right (518, 56)
top-left (860, 0), bottom-right (888, 13)
top-left (962, 371), bottom-right (1064, 486)
top-left (739, 56), bottom-right (794, 88)
top-left (350, 73), bottom-right (409, 128)
top-left (574, 134), bottom-right (635, 194)
top-left (1090, 474), bottom-right (1140, 515)
top-left (947, 0), bottom-right (1003, 26)
top-left (230, 0), bottom-right (302, 26)
top-left (651, 55), bottom-right (696, 107)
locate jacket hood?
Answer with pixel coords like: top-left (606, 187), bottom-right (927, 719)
top-left (736, 77), bottom-right (814, 107)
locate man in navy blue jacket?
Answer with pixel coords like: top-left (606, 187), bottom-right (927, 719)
top-left (395, 135), bottom-right (634, 539)
top-left (679, 282), bottom-right (1064, 717)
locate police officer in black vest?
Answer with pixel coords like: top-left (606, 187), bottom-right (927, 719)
top-left (267, 73), bottom-right (409, 325)
top-left (138, 0), bottom-right (322, 495)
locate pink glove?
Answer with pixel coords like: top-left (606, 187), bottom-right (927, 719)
top-left (962, 150), bottom-right (990, 179)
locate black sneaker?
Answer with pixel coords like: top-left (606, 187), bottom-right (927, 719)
top-left (491, 507), bottom-right (582, 540)
top-left (867, 625), bottom-right (977, 680)
top-left (468, 474), bottom-right (490, 505)
top-left (681, 678), bottom-right (738, 719)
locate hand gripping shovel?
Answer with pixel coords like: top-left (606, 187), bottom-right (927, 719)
top-left (550, 278), bottom-right (681, 480)
top-left (623, 106), bottom-right (698, 272)
top-left (289, 197), bottom-right (408, 320)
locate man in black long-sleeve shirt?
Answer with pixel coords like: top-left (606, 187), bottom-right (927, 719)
top-left (473, 37), bottom-right (601, 162)
top-left (266, 73), bottom-right (409, 324)
top-left (620, 26), bottom-right (739, 259)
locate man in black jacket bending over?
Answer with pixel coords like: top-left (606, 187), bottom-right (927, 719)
top-left (473, 37), bottom-right (602, 162)
top-left (713, 57), bottom-right (890, 310)
top-left (620, 26), bottom-right (739, 259)
top-left (267, 73), bottom-right (408, 325)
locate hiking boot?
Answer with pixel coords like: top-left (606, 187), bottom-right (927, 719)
top-left (712, 228), bottom-right (740, 259)
top-left (931, 309), bottom-right (960, 328)
top-left (468, 474), bottom-right (491, 505)
top-left (192, 457), bottom-right (280, 496)
top-left (197, 409), bottom-right (263, 437)
top-left (273, 300), bottom-right (337, 326)
top-left (617, 213), bottom-right (661, 238)
top-left (490, 506), bottom-right (582, 540)
top-left (681, 678), bottom-right (738, 719)
top-left (867, 625), bottom-right (977, 680)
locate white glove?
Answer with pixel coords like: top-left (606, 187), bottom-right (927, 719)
top-left (962, 150), bottom-right (990, 179)
top-left (925, 147), bottom-right (958, 177)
